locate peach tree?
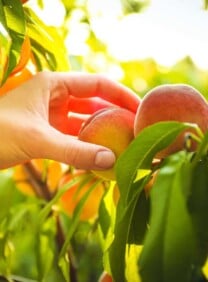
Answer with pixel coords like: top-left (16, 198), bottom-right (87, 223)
top-left (1, 1), bottom-right (208, 282)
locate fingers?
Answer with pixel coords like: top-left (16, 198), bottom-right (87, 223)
top-left (48, 72), bottom-right (140, 113)
top-left (67, 113), bottom-right (89, 135)
top-left (68, 96), bottom-right (115, 114)
top-left (66, 97), bottom-right (118, 135)
top-left (38, 126), bottom-right (116, 171)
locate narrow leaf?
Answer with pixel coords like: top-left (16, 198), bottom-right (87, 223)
top-left (116, 121), bottom-right (192, 207)
top-left (2, 0), bottom-right (26, 78)
top-left (59, 179), bottom-right (102, 259)
top-left (109, 178), bottom-right (148, 282)
top-left (25, 7), bottom-right (70, 71)
top-left (139, 151), bottom-right (197, 282)
top-left (187, 155), bottom-right (208, 266)
top-left (109, 122), bottom-right (193, 282)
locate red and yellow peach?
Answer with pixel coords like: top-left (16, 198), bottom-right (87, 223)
top-left (78, 107), bottom-right (135, 180)
top-left (134, 84), bottom-right (208, 158)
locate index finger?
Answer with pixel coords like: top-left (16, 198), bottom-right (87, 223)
top-left (49, 72), bottom-right (140, 113)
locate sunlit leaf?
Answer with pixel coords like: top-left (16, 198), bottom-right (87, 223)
top-left (24, 7), bottom-right (70, 71)
top-left (108, 180), bottom-right (149, 282)
top-left (0, 3), bottom-right (11, 84)
top-left (121, 0), bottom-right (150, 14)
top-left (134, 169), bottom-right (151, 183)
top-left (125, 244), bottom-right (142, 282)
top-left (99, 182), bottom-right (118, 275)
top-left (2, 0), bottom-right (26, 80)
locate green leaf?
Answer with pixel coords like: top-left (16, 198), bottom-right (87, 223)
top-left (0, 170), bottom-right (25, 221)
top-left (134, 169), bottom-right (151, 183)
top-left (98, 182), bottom-right (118, 241)
top-left (35, 217), bottom-right (58, 282)
top-left (192, 131), bottom-right (208, 164)
top-left (127, 190), bottom-right (150, 245)
top-left (99, 183), bottom-right (118, 275)
top-left (58, 178), bottom-right (101, 259)
top-left (3, 0), bottom-right (25, 33)
top-left (116, 121), bottom-right (192, 207)
top-left (138, 151), bottom-right (197, 282)
top-left (10, 275), bottom-right (38, 282)
top-left (24, 7), bottom-right (70, 71)
top-left (58, 255), bottom-right (70, 282)
top-left (0, 0), bottom-right (5, 22)
top-left (37, 178), bottom-right (79, 226)
top-left (0, 0), bottom-right (12, 84)
top-left (108, 178), bottom-right (149, 282)
top-left (108, 121), bottom-right (193, 282)
top-left (58, 177), bottom-right (103, 280)
top-left (2, 0), bottom-right (26, 79)
top-left (98, 190), bottom-right (112, 238)
top-left (187, 155), bottom-right (208, 266)
top-left (125, 244), bottom-right (143, 282)
top-left (204, 0), bottom-right (208, 9)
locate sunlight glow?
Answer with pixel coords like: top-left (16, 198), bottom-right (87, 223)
top-left (29, 0), bottom-right (208, 70)
top-left (89, 0), bottom-right (208, 69)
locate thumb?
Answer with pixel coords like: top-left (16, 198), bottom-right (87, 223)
top-left (38, 126), bottom-right (116, 171)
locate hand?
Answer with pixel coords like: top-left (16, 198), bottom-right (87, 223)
top-left (0, 71), bottom-right (140, 170)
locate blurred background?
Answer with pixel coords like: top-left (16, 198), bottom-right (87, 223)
top-left (30, 0), bottom-right (208, 98)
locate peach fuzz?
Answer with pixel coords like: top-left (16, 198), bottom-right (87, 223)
top-left (78, 107), bottom-right (135, 180)
top-left (134, 84), bottom-right (208, 158)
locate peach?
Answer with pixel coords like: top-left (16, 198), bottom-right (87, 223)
top-left (134, 84), bottom-right (208, 158)
top-left (78, 107), bottom-right (135, 180)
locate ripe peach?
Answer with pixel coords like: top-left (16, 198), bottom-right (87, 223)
top-left (78, 107), bottom-right (135, 180)
top-left (134, 84), bottom-right (208, 158)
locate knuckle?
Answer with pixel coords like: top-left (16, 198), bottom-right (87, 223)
top-left (63, 140), bottom-right (95, 169)
top-left (64, 141), bottom-right (81, 167)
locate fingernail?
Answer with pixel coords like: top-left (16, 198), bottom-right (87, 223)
top-left (95, 150), bottom-right (116, 169)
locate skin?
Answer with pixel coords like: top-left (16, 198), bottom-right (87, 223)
top-left (78, 107), bottom-right (135, 180)
top-left (0, 71), bottom-right (140, 170)
top-left (134, 84), bottom-right (208, 158)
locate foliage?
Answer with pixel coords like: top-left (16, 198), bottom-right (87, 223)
top-left (204, 0), bottom-right (208, 9)
top-left (1, 1), bottom-right (208, 282)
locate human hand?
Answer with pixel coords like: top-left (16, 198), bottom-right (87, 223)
top-left (0, 71), bottom-right (140, 170)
